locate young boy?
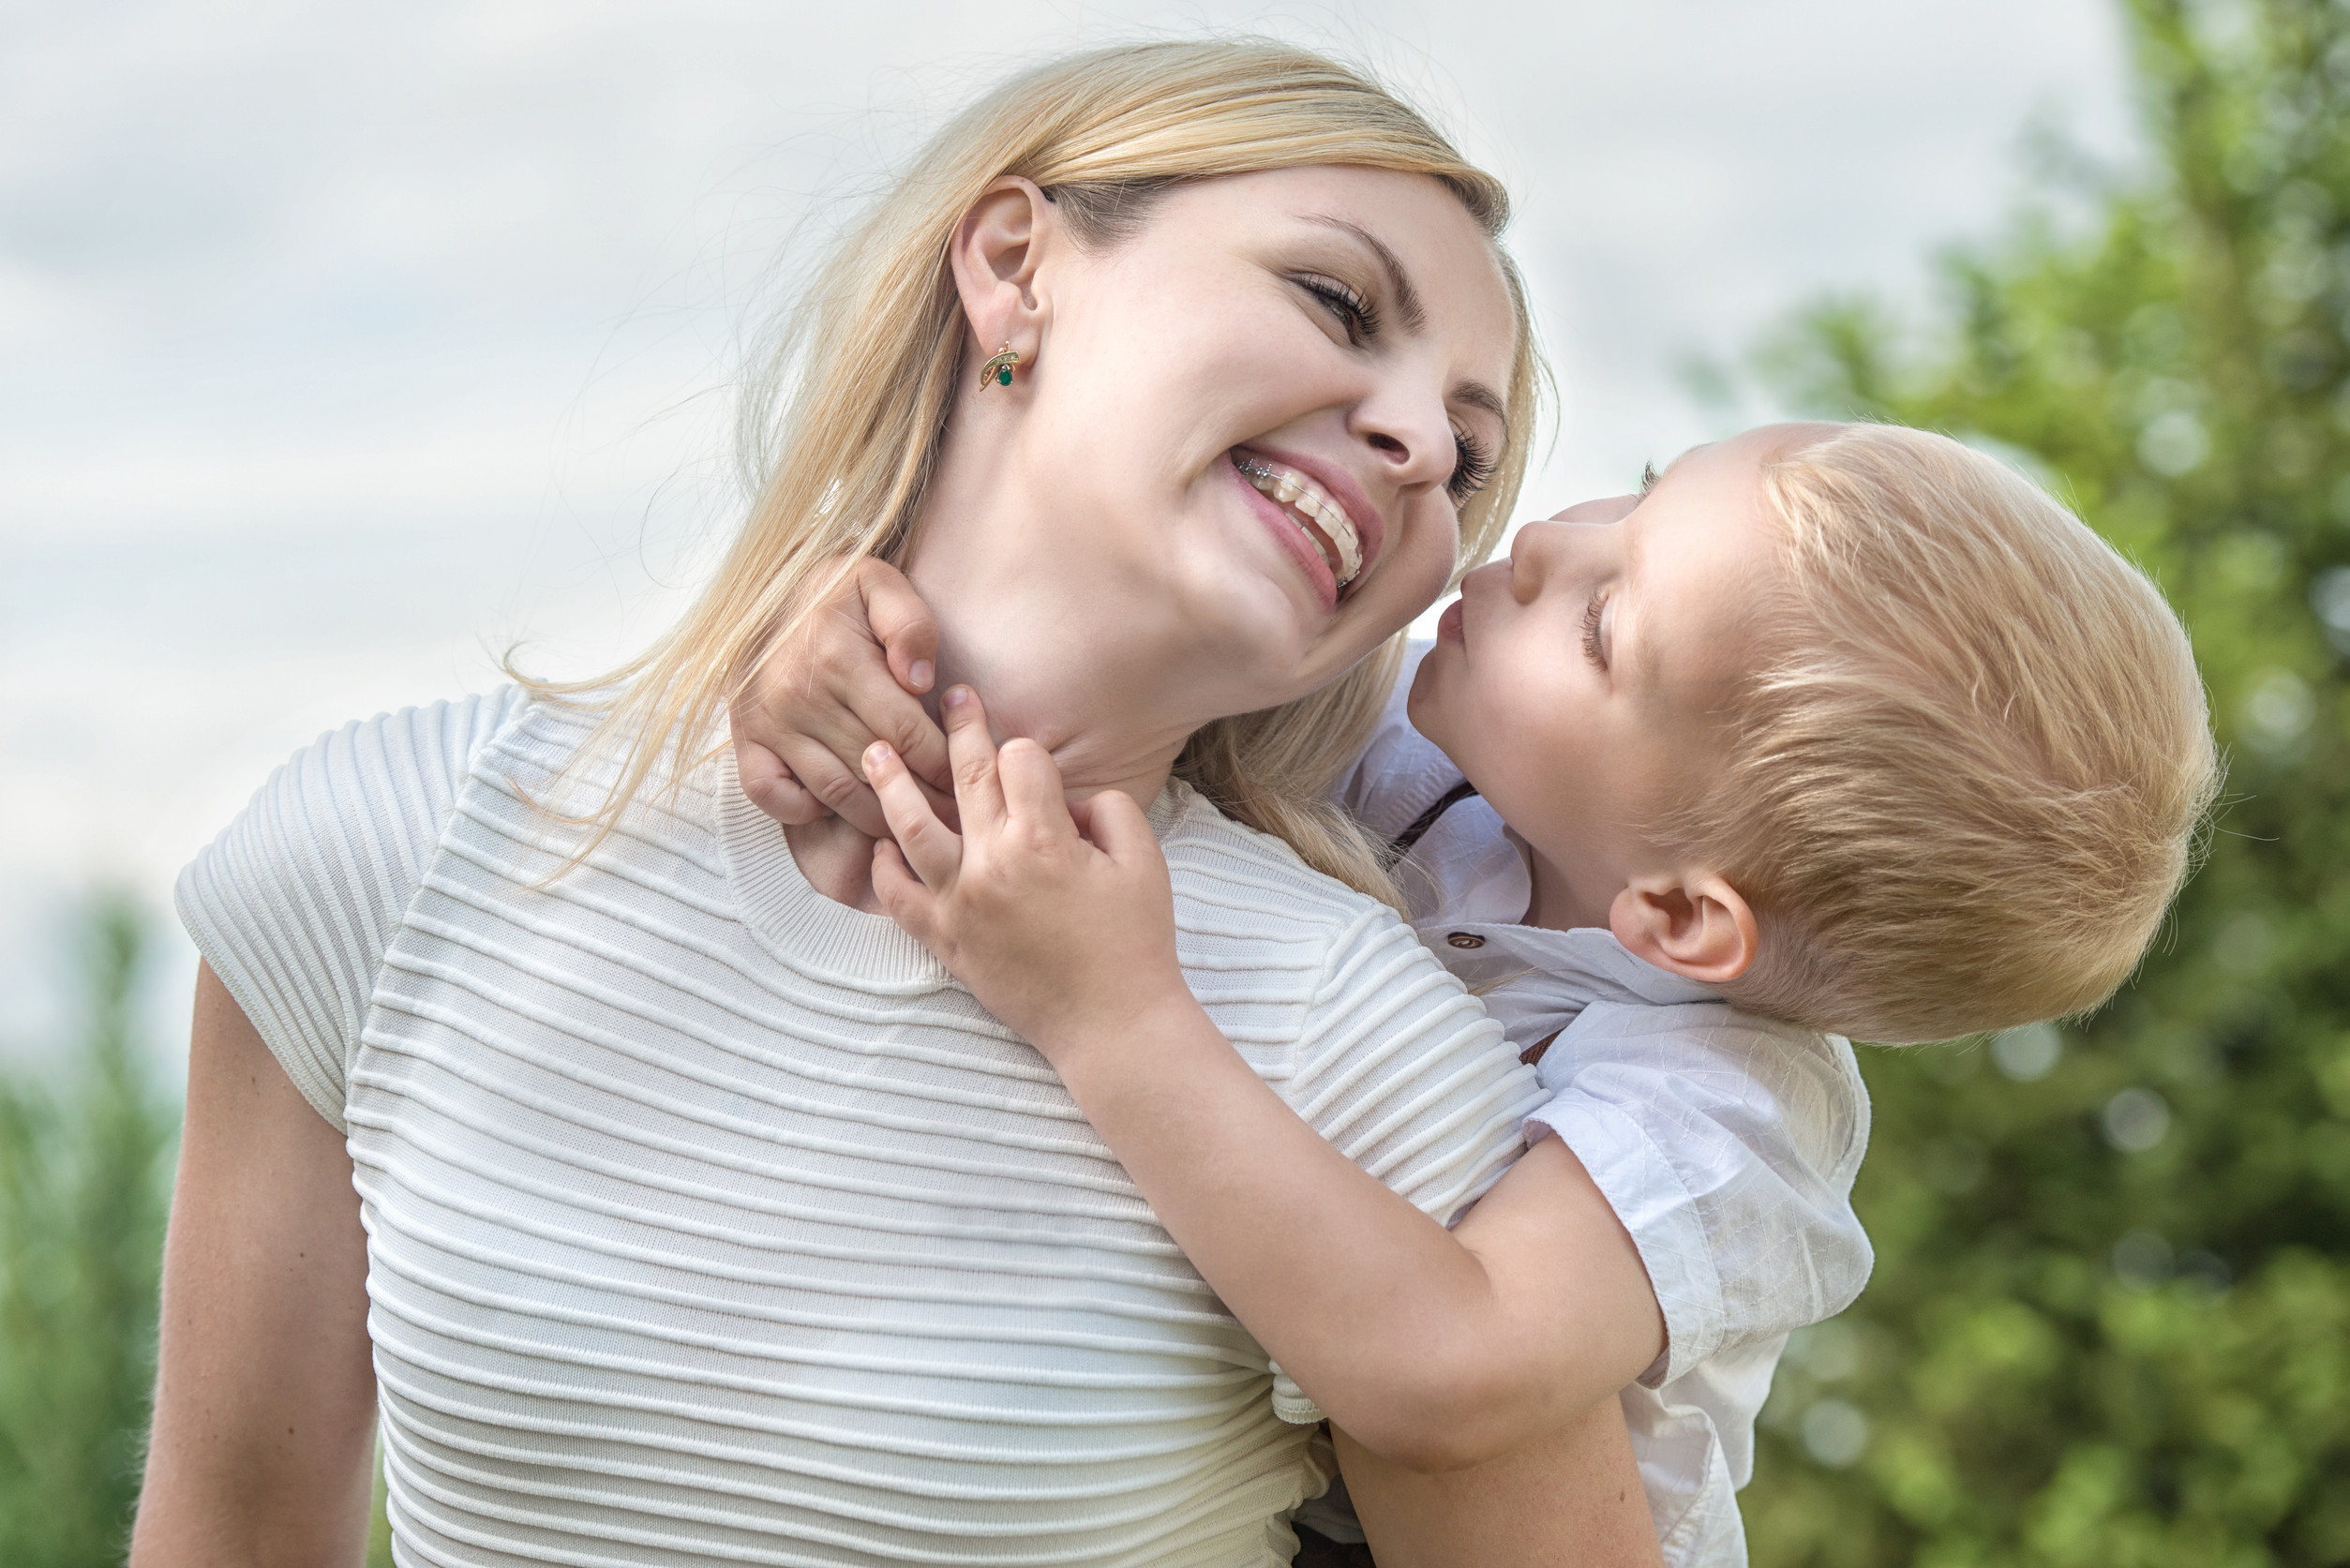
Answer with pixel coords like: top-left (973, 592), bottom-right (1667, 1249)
top-left (733, 422), bottom-right (2217, 1564)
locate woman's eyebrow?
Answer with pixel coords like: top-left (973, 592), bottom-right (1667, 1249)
top-left (1453, 380), bottom-right (1506, 427)
top-left (1302, 215), bottom-right (1427, 332)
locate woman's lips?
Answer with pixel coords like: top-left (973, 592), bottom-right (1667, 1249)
top-left (1228, 453), bottom-right (1339, 609)
top-left (1436, 599), bottom-right (1465, 644)
top-left (1234, 454), bottom-right (1364, 586)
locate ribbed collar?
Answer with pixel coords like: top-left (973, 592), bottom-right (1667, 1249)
top-left (715, 747), bottom-right (1191, 994)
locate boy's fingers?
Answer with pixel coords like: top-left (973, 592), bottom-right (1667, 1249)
top-left (859, 560), bottom-right (939, 695)
top-left (778, 737), bottom-right (891, 840)
top-left (733, 739), bottom-right (828, 827)
top-left (1085, 788), bottom-right (1160, 864)
top-left (866, 743), bottom-right (964, 888)
top-left (869, 845), bottom-right (939, 945)
top-left (846, 662), bottom-right (952, 789)
top-left (996, 739), bottom-right (1073, 838)
top-left (938, 687), bottom-right (1007, 834)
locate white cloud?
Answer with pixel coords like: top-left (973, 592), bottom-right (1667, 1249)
top-left (0, 0), bottom-right (2140, 1063)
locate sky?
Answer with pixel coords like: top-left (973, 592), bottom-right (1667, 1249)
top-left (0, 0), bottom-right (2143, 1072)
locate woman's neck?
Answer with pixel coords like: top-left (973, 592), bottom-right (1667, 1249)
top-left (783, 478), bottom-right (1209, 912)
top-left (903, 547), bottom-right (1200, 814)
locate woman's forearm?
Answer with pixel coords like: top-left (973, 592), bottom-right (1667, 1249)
top-left (1053, 995), bottom-right (1661, 1471)
top-left (1337, 1406), bottom-right (1664, 1568)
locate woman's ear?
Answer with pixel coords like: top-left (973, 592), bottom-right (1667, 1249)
top-left (948, 176), bottom-right (1056, 362)
top-left (1608, 870), bottom-right (1759, 986)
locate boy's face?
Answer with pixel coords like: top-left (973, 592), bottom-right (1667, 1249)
top-left (1408, 425), bottom-right (1815, 931)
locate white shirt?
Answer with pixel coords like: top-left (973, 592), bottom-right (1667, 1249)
top-left (1296, 644), bottom-right (1875, 1567)
top-left (178, 691), bottom-right (1547, 1567)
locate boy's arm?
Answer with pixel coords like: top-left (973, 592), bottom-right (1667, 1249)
top-left (864, 694), bottom-right (1665, 1472)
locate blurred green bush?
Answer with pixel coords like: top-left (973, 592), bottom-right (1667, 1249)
top-left (0, 897), bottom-right (174, 1564)
top-left (1742, 2), bottom-right (2350, 1563)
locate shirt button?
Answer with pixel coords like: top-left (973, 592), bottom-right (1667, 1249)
top-left (1446, 933), bottom-right (1485, 949)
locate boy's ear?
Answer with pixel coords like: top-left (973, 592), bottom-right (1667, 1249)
top-left (1608, 871), bottom-right (1759, 986)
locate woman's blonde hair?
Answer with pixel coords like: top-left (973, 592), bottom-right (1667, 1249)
top-left (522, 38), bottom-right (1543, 901)
top-left (1670, 424), bottom-right (2220, 1044)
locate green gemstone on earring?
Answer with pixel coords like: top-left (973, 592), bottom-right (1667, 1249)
top-left (996, 365), bottom-right (1012, 385)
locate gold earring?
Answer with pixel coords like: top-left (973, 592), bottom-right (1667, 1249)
top-left (979, 342), bottom-right (1020, 388)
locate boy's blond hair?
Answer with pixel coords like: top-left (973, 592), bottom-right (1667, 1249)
top-left (1673, 424), bottom-right (2219, 1044)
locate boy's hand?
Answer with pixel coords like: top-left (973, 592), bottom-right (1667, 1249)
top-left (865, 686), bottom-right (1190, 1055)
top-left (730, 557), bottom-right (950, 839)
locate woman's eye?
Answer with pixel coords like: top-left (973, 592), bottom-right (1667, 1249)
top-left (1297, 276), bottom-right (1379, 344)
top-left (1580, 591), bottom-right (1609, 668)
top-left (1448, 429), bottom-right (1496, 503)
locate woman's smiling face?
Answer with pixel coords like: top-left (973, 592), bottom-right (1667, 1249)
top-left (965, 164), bottom-right (1519, 722)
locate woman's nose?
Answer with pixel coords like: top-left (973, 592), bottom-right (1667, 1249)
top-left (1348, 382), bottom-right (1460, 492)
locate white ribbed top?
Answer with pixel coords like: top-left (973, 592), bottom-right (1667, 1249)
top-left (178, 692), bottom-right (1544, 1567)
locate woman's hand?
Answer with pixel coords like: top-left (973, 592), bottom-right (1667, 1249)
top-left (730, 557), bottom-right (952, 839)
top-left (864, 685), bottom-right (1190, 1057)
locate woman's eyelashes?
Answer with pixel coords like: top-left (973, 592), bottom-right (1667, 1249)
top-left (1448, 428), bottom-right (1495, 501)
top-left (1295, 274), bottom-right (1379, 345)
top-left (1293, 269), bottom-right (1494, 502)
top-left (1580, 590), bottom-right (1610, 669)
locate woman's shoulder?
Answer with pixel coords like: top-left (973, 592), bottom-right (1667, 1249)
top-left (175, 684), bottom-right (542, 1130)
top-left (267, 685), bottom-right (543, 838)
top-left (1155, 780), bottom-right (1504, 1023)
top-left (1160, 780), bottom-right (1540, 1232)
top-left (1155, 778), bottom-right (1403, 944)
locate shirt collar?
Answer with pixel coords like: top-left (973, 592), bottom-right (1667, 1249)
top-left (1395, 787), bottom-right (1720, 1038)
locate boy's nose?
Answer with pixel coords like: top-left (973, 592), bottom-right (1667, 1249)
top-left (1507, 522), bottom-right (1567, 599)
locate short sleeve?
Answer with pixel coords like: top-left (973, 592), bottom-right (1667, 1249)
top-left (1524, 1005), bottom-right (1873, 1384)
top-left (175, 691), bottom-right (526, 1132)
top-left (1266, 904), bottom-right (1548, 1421)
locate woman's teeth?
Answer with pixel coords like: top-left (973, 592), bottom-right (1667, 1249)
top-left (1237, 455), bottom-right (1363, 588)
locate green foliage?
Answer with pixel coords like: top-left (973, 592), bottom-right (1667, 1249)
top-left (1743, 2), bottom-right (2350, 1562)
top-left (0, 897), bottom-right (176, 1565)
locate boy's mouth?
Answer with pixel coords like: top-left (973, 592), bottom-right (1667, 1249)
top-left (1234, 451), bottom-right (1364, 590)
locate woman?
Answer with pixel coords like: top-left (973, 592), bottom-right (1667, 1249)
top-left (132, 41), bottom-right (1660, 1567)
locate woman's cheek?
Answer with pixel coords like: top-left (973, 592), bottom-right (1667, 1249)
top-left (1397, 503), bottom-right (1464, 617)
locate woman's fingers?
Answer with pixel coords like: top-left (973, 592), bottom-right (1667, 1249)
top-left (866, 743), bottom-right (964, 889)
top-left (938, 687), bottom-right (1007, 835)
